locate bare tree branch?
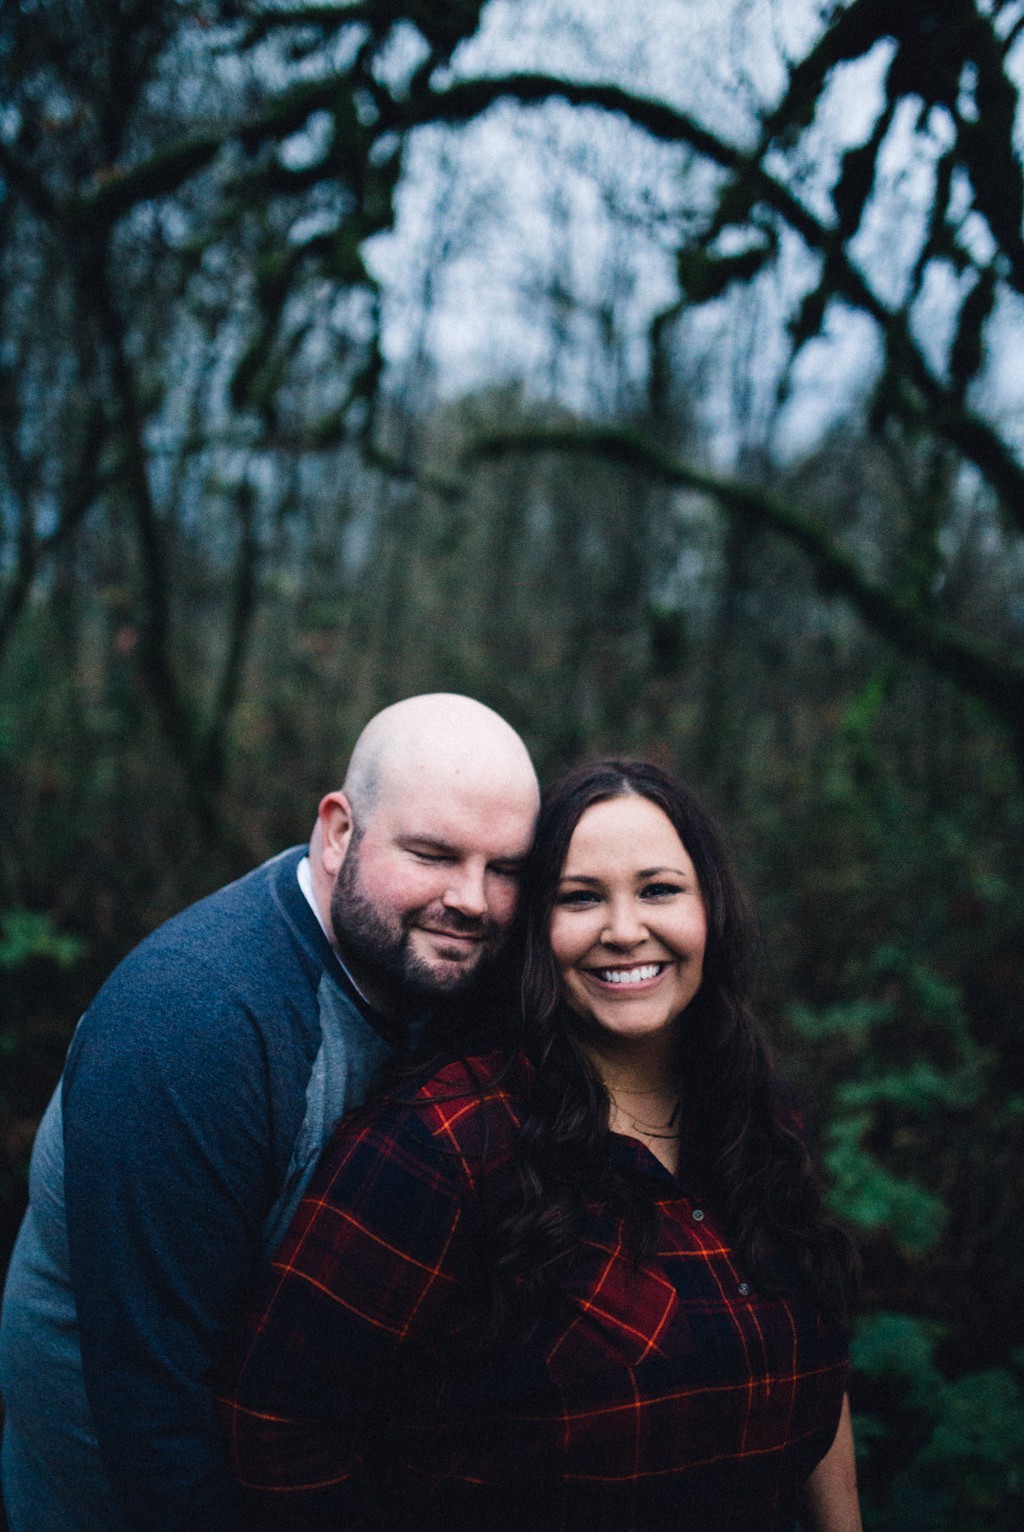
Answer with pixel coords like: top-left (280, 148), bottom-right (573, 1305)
top-left (471, 421), bottom-right (1024, 763)
top-left (416, 73), bottom-right (1024, 529)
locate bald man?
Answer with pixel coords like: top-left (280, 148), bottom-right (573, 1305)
top-left (0, 695), bottom-right (539, 1532)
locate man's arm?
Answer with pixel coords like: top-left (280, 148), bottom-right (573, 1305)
top-left (63, 952), bottom-right (282, 1530)
top-left (803, 1393), bottom-right (862, 1532)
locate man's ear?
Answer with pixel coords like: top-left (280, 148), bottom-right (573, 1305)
top-left (316, 791), bottom-right (354, 879)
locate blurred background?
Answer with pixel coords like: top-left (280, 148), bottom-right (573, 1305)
top-left (1, 1), bottom-right (1023, 1524)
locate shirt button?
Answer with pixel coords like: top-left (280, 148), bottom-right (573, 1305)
top-left (692, 1208), bottom-right (705, 1221)
top-left (738, 1282), bottom-right (751, 1297)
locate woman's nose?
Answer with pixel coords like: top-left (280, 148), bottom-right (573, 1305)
top-left (601, 897), bottom-right (645, 946)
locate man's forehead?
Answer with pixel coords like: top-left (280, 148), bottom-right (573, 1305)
top-left (376, 770), bottom-right (536, 848)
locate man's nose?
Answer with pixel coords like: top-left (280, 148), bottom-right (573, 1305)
top-left (442, 863), bottom-right (488, 918)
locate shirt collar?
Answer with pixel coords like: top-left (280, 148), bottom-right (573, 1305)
top-left (296, 854), bottom-right (378, 1013)
top-left (297, 855), bottom-right (432, 1051)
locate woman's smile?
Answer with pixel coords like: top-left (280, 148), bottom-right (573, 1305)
top-left (586, 961), bottom-right (668, 987)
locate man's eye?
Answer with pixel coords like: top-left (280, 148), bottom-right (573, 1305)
top-left (412, 850), bottom-right (450, 864)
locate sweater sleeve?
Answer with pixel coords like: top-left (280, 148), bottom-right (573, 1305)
top-left (219, 1107), bottom-right (467, 1530)
top-left (62, 945), bottom-right (283, 1531)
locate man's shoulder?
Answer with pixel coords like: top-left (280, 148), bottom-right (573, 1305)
top-left (121, 847), bottom-right (312, 970)
top-left (77, 847), bottom-right (328, 1048)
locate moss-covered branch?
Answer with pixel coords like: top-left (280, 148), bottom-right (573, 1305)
top-left (471, 421), bottom-right (1024, 762)
top-left (416, 72), bottom-right (1024, 531)
top-left (17, 59), bottom-right (1019, 536)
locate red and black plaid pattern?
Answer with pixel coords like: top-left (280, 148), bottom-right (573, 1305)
top-left (220, 1054), bottom-right (848, 1531)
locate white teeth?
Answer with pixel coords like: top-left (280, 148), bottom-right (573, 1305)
top-left (596, 964), bottom-right (661, 985)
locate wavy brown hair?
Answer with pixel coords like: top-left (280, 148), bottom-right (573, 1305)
top-left (492, 758), bottom-right (856, 1325)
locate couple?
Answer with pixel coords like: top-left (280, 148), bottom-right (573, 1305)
top-left (0, 694), bottom-right (861, 1530)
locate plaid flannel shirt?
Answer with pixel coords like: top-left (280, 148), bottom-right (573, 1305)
top-left (220, 1052), bottom-right (848, 1531)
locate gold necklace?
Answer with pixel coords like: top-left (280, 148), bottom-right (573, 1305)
top-left (614, 1097), bottom-right (681, 1139)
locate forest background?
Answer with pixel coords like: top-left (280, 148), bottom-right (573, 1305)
top-left (2, 1), bottom-right (1023, 1525)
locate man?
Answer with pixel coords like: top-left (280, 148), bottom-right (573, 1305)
top-left (0, 693), bottom-right (539, 1532)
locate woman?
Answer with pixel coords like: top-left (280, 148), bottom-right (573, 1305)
top-left (221, 760), bottom-right (861, 1531)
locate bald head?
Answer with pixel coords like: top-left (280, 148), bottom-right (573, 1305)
top-left (342, 693), bottom-right (538, 827)
top-left (312, 695), bottom-right (538, 1017)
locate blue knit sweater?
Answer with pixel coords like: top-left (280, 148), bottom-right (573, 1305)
top-left (0, 847), bottom-right (403, 1531)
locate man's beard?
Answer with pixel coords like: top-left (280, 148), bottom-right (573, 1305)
top-left (329, 848), bottom-right (500, 1006)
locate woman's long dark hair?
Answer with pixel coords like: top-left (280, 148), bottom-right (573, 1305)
top-left (492, 758), bottom-right (857, 1325)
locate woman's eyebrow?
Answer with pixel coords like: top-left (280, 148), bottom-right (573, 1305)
top-left (557, 866), bottom-right (692, 887)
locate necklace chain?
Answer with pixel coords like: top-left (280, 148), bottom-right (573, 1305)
top-left (614, 1097), bottom-right (681, 1138)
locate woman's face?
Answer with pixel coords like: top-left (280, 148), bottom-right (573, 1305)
top-left (549, 794), bottom-right (707, 1050)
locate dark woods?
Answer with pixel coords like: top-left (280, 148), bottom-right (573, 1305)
top-left (2, 3), bottom-right (1023, 1526)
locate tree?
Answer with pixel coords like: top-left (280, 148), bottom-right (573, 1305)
top-left (420, 0), bottom-right (1024, 769)
top-left (0, 0), bottom-right (489, 841)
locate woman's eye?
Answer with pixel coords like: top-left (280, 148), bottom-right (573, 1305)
top-left (554, 889), bottom-right (599, 907)
top-left (641, 882), bottom-right (682, 899)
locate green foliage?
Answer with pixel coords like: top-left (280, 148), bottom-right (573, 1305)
top-left (0, 911), bottom-right (87, 972)
top-left (853, 1316), bottom-right (1024, 1530)
top-left (0, 909), bottom-right (86, 1095)
top-left (790, 946), bottom-right (987, 1253)
top-left (772, 665), bottom-right (1023, 1513)
top-left (0, 910), bottom-right (88, 1209)
top-left (823, 1112), bottom-right (947, 1255)
top-left (852, 1312), bottom-right (943, 1402)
